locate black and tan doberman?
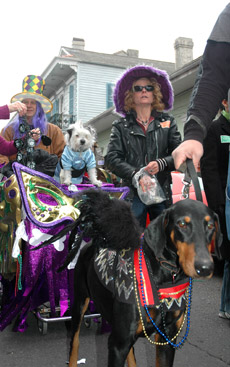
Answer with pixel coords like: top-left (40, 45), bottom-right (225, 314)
top-left (66, 192), bottom-right (221, 367)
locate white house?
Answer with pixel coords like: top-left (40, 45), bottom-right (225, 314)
top-left (41, 37), bottom-right (198, 153)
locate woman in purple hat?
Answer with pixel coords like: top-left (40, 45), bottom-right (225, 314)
top-left (105, 65), bottom-right (181, 228)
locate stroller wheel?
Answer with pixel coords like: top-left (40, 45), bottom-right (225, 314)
top-left (83, 317), bottom-right (91, 328)
top-left (37, 318), bottom-right (48, 335)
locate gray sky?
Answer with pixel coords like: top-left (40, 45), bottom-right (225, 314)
top-left (0, 0), bottom-right (228, 127)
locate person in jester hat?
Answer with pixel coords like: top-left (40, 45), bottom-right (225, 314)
top-left (105, 65), bottom-right (181, 229)
top-left (0, 75), bottom-right (65, 170)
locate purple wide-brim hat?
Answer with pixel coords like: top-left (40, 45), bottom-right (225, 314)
top-left (113, 65), bottom-right (174, 116)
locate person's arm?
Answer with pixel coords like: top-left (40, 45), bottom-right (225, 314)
top-left (105, 122), bottom-right (136, 181)
top-left (0, 102), bottom-right (27, 120)
top-left (162, 116), bottom-right (182, 171)
top-left (145, 115), bottom-right (181, 176)
top-left (200, 124), bottom-right (223, 210)
top-left (172, 40), bottom-right (230, 170)
top-left (0, 105), bottom-right (10, 119)
top-left (173, 4), bottom-right (230, 170)
top-left (8, 102), bottom-right (27, 115)
top-left (0, 126), bottom-right (14, 164)
top-left (185, 41), bottom-right (230, 143)
top-left (0, 135), bottom-right (17, 156)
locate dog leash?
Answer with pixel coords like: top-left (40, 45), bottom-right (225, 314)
top-left (178, 158), bottom-right (203, 202)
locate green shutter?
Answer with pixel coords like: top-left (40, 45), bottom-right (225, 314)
top-left (55, 100), bottom-right (59, 113)
top-left (52, 100), bottom-right (59, 114)
top-left (69, 85), bottom-right (74, 114)
top-left (106, 83), bottom-right (114, 109)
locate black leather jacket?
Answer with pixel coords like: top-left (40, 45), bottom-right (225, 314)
top-left (105, 110), bottom-right (181, 205)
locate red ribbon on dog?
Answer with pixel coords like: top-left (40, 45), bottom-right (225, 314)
top-left (134, 248), bottom-right (189, 307)
top-left (134, 248), bottom-right (155, 306)
top-left (158, 282), bottom-right (189, 300)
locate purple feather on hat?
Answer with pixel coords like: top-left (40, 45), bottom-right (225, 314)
top-left (113, 65), bottom-right (174, 116)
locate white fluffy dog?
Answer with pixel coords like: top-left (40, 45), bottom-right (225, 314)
top-left (54, 121), bottom-right (102, 187)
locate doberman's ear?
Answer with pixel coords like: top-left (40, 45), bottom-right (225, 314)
top-left (213, 212), bottom-right (223, 258)
top-left (144, 208), bottom-right (170, 258)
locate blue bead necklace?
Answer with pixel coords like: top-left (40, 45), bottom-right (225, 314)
top-left (136, 244), bottom-right (192, 348)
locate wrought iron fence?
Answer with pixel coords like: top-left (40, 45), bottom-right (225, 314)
top-left (48, 113), bottom-right (76, 130)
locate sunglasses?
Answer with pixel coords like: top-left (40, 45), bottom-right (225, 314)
top-left (133, 85), bottom-right (154, 92)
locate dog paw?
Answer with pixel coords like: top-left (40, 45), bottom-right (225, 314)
top-left (93, 180), bottom-right (102, 187)
top-left (63, 180), bottom-right (72, 186)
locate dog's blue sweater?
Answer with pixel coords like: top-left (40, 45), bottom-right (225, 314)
top-left (54, 146), bottom-right (96, 184)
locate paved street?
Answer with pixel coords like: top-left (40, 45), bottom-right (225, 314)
top-left (0, 260), bottom-right (229, 367)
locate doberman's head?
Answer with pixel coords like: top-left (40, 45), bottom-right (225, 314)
top-left (144, 199), bottom-right (222, 278)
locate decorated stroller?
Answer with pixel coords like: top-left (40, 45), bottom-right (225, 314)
top-left (0, 162), bottom-right (129, 334)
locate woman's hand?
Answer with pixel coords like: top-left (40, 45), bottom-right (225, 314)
top-left (139, 174), bottom-right (155, 193)
top-left (8, 101), bottom-right (27, 116)
top-left (144, 161), bottom-right (159, 175)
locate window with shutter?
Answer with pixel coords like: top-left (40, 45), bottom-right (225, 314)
top-left (52, 99), bottom-right (59, 115)
top-left (69, 85), bottom-right (74, 114)
top-left (106, 83), bottom-right (115, 109)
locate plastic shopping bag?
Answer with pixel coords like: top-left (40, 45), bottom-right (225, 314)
top-left (132, 167), bottom-right (166, 205)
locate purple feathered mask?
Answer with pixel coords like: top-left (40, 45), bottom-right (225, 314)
top-left (113, 65), bottom-right (174, 116)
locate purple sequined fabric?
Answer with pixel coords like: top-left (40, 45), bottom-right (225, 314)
top-left (0, 218), bottom-right (73, 332)
top-left (0, 163), bottom-right (130, 332)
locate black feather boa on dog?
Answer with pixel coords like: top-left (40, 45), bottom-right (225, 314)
top-left (33, 189), bottom-right (142, 270)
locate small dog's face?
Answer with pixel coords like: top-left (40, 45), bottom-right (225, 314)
top-left (65, 123), bottom-right (96, 152)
